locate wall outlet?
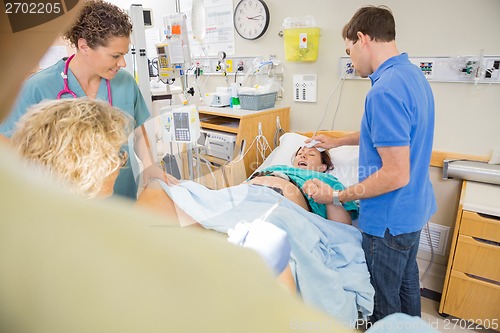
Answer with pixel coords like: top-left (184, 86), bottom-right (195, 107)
top-left (225, 59), bottom-right (233, 73)
top-left (341, 55), bottom-right (500, 84)
top-left (484, 59), bottom-right (500, 80)
top-left (293, 74), bottom-right (317, 103)
top-left (339, 58), bottom-right (359, 79)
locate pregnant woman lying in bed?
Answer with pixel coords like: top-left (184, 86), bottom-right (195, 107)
top-left (136, 146), bottom-right (373, 324)
top-left (137, 146), bottom-right (358, 226)
top-left (245, 146), bottom-right (358, 225)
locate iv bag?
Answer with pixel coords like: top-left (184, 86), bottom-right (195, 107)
top-left (191, 0), bottom-right (206, 41)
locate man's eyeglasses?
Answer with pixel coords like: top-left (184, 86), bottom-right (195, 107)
top-left (346, 39), bottom-right (358, 56)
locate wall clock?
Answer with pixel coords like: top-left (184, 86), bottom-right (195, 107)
top-left (233, 0), bottom-right (270, 40)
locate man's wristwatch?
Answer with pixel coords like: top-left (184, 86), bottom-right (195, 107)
top-left (332, 190), bottom-right (343, 206)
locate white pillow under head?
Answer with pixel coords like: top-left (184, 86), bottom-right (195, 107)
top-left (256, 132), bottom-right (359, 188)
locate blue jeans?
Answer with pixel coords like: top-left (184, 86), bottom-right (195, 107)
top-left (362, 228), bottom-right (421, 323)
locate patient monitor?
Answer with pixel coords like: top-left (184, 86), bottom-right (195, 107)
top-left (129, 105), bottom-right (201, 193)
top-left (158, 104), bottom-right (201, 143)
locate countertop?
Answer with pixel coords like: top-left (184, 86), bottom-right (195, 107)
top-left (462, 181), bottom-right (500, 217)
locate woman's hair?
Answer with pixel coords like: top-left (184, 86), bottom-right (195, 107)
top-left (63, 0), bottom-right (133, 48)
top-left (12, 98), bottom-right (132, 198)
top-left (342, 5), bottom-right (395, 43)
top-left (293, 147), bottom-right (334, 172)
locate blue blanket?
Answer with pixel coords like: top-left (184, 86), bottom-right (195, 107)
top-left (158, 180), bottom-right (374, 326)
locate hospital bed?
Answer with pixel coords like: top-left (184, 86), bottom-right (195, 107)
top-left (256, 131), bottom-right (359, 188)
top-left (190, 129), bottom-right (359, 190)
top-left (142, 129), bottom-right (373, 327)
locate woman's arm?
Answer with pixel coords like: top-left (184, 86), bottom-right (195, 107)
top-left (302, 179), bottom-right (352, 225)
top-left (325, 203), bottom-right (352, 225)
top-left (135, 181), bottom-right (200, 227)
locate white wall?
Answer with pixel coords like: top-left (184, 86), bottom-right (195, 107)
top-left (198, 0), bottom-right (500, 157)
top-left (110, 0), bottom-right (500, 156)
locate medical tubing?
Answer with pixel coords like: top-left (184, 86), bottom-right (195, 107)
top-left (238, 131), bottom-right (271, 166)
top-left (273, 127), bottom-right (285, 147)
top-left (310, 71), bottom-right (346, 138)
top-left (260, 198), bottom-right (282, 221)
top-left (273, 114), bottom-right (285, 147)
top-left (257, 135), bottom-right (271, 164)
top-left (258, 123), bottom-right (271, 164)
top-left (240, 67), bottom-right (253, 86)
top-left (239, 60), bottom-right (272, 86)
top-left (191, 44), bottom-right (210, 102)
top-left (202, 158), bottom-right (217, 188)
top-left (219, 159), bottom-right (232, 188)
top-left (329, 76), bottom-right (346, 130)
top-left (420, 222), bottom-right (435, 285)
top-left (195, 144), bottom-right (201, 183)
top-left (219, 159), bottom-right (241, 207)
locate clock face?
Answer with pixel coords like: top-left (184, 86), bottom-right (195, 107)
top-left (233, 0), bottom-right (270, 40)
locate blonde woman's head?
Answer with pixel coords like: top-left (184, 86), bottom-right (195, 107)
top-left (12, 98), bottom-right (132, 198)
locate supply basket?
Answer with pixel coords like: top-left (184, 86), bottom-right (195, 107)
top-left (238, 92), bottom-right (277, 111)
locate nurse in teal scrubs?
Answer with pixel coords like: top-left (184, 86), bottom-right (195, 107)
top-left (0, 0), bottom-right (150, 200)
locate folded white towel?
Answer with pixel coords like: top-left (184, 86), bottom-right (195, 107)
top-left (228, 219), bottom-right (291, 275)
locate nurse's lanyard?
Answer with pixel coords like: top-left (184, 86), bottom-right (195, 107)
top-left (57, 54), bottom-right (113, 105)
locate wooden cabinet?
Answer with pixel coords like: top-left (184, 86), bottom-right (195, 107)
top-left (197, 106), bottom-right (290, 177)
top-left (439, 181), bottom-right (500, 330)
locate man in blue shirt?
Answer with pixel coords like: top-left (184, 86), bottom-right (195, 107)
top-left (306, 5), bottom-right (437, 323)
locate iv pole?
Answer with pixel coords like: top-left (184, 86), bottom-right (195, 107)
top-left (129, 4), bottom-right (153, 113)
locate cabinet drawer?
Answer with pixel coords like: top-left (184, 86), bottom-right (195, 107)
top-left (461, 210), bottom-right (500, 243)
top-left (454, 235), bottom-right (500, 281)
top-left (442, 271), bottom-right (500, 326)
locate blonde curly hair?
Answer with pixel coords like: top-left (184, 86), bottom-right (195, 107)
top-left (12, 98), bottom-right (132, 198)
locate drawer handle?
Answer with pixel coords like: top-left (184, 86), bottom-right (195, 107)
top-left (477, 212), bottom-right (500, 221)
top-left (464, 273), bottom-right (500, 286)
top-left (472, 237), bottom-right (500, 247)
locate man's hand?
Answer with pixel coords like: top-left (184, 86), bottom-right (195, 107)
top-left (304, 134), bottom-right (339, 150)
top-left (305, 131), bottom-right (361, 150)
top-left (303, 178), bottom-right (334, 204)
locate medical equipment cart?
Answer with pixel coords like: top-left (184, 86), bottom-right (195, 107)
top-left (439, 180), bottom-right (500, 330)
top-left (197, 106), bottom-right (290, 177)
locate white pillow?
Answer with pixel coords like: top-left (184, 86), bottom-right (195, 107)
top-left (256, 132), bottom-right (359, 187)
top-left (328, 144), bottom-right (359, 188)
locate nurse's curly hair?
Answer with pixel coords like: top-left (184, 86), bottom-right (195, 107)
top-left (12, 98), bottom-right (132, 198)
top-left (63, 0), bottom-right (133, 48)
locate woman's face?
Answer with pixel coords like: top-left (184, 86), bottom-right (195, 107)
top-left (86, 36), bottom-right (130, 80)
top-left (293, 147), bottom-right (327, 172)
